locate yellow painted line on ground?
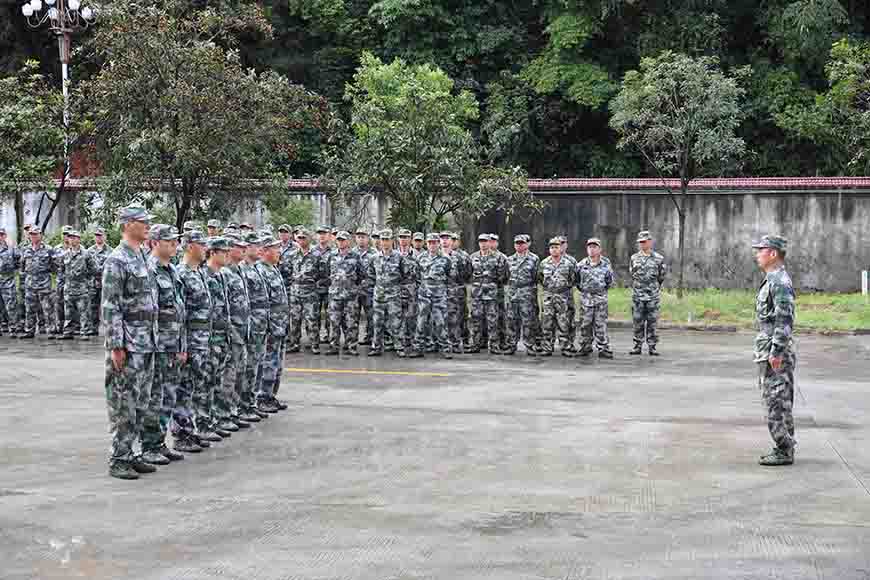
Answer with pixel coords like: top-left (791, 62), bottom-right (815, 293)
top-left (284, 367), bottom-right (450, 378)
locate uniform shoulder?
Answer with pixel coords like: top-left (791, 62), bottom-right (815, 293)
top-left (630, 251), bottom-right (642, 260)
top-left (767, 268), bottom-right (794, 291)
top-left (653, 251), bottom-right (665, 261)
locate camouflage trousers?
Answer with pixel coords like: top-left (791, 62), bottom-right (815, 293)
top-left (142, 352), bottom-right (186, 450)
top-left (400, 286), bottom-right (417, 351)
top-left (261, 334), bottom-right (286, 398)
top-left (496, 289), bottom-right (508, 348)
top-left (55, 286), bottom-right (65, 334)
top-left (290, 288), bottom-right (319, 349)
top-left (447, 286), bottom-right (467, 349)
top-left (372, 294), bottom-right (403, 352)
top-left (222, 342), bottom-right (248, 417)
top-left (104, 351), bottom-right (154, 464)
top-left (632, 299), bottom-right (660, 347)
top-left (185, 350), bottom-right (211, 431)
top-left (540, 291), bottom-right (572, 352)
top-left (506, 289), bottom-right (539, 351)
top-left (470, 298), bottom-right (499, 350)
top-left (63, 292), bottom-right (92, 336)
top-left (24, 287), bottom-right (56, 334)
top-left (358, 290), bottom-right (374, 344)
top-left (759, 350), bottom-right (797, 452)
top-left (414, 288), bottom-right (449, 353)
top-left (89, 285), bottom-right (102, 334)
top-left (568, 295), bottom-right (577, 345)
top-left (207, 337), bottom-right (231, 423)
top-left (0, 283), bottom-right (22, 333)
top-left (316, 291), bottom-right (329, 342)
top-left (579, 301), bottom-right (611, 353)
top-left (245, 333), bottom-right (267, 406)
top-left (328, 297), bottom-right (359, 350)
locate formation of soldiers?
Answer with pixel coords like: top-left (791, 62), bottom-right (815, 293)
top-left (1, 207), bottom-right (797, 472)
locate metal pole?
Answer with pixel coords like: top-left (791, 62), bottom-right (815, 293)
top-left (862, 270), bottom-right (868, 299)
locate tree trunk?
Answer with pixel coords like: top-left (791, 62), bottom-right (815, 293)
top-left (676, 182), bottom-right (688, 299)
top-left (14, 191), bottom-right (24, 245)
top-left (176, 189), bottom-right (192, 232)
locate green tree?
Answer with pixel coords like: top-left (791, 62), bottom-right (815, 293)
top-left (322, 52), bottom-right (536, 231)
top-left (610, 51), bottom-right (747, 295)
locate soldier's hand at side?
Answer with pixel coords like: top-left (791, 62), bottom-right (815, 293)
top-left (177, 352), bottom-right (188, 365)
top-left (111, 348), bottom-right (127, 371)
top-left (768, 355), bottom-right (783, 372)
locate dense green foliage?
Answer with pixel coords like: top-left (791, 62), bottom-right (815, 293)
top-left (4, 0), bottom-right (870, 178)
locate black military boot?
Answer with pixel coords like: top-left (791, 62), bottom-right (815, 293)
top-left (109, 461), bottom-right (139, 480)
top-left (648, 346), bottom-right (660, 356)
top-left (324, 346), bottom-right (339, 355)
top-left (598, 350), bottom-right (614, 359)
top-left (759, 447), bottom-right (794, 466)
top-left (141, 449), bottom-right (171, 465)
top-left (130, 457), bottom-right (158, 474)
top-left (629, 344), bottom-right (642, 355)
top-left (173, 437), bottom-right (203, 453)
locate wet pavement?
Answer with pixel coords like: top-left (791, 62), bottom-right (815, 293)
top-left (1, 329), bottom-right (870, 580)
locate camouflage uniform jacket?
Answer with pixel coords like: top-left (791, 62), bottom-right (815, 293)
top-left (327, 249), bottom-right (363, 301)
top-left (311, 244), bottom-right (332, 295)
top-left (204, 266), bottom-right (231, 344)
top-left (629, 251), bottom-right (667, 302)
top-left (62, 248), bottom-right (93, 297)
top-left (177, 263), bottom-right (212, 352)
top-left (21, 243), bottom-right (56, 291)
top-left (278, 244), bottom-right (297, 293)
top-left (148, 255), bottom-right (187, 353)
top-left (416, 251), bottom-right (451, 291)
top-left (507, 252), bottom-right (540, 295)
top-left (754, 266), bottom-right (796, 362)
top-left (447, 249), bottom-right (472, 289)
top-left (576, 256), bottom-right (614, 306)
top-left (256, 261), bottom-right (289, 337)
top-left (241, 260), bottom-right (270, 336)
top-left (54, 245), bottom-right (68, 291)
top-left (102, 241), bottom-right (159, 353)
top-left (470, 251), bottom-right (508, 301)
top-left (538, 256), bottom-right (575, 295)
top-left (0, 242), bottom-right (20, 289)
top-left (222, 263), bottom-right (251, 345)
top-left (290, 248), bottom-right (322, 291)
top-left (354, 246), bottom-right (378, 297)
top-left (88, 244), bottom-right (112, 289)
top-left (369, 250), bottom-right (409, 301)
top-left (398, 247), bottom-right (419, 299)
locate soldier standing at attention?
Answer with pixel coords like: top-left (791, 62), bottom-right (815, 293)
top-left (441, 232), bottom-right (465, 353)
top-left (325, 231), bottom-right (363, 356)
top-left (367, 229), bottom-right (408, 357)
top-left (222, 235), bottom-right (253, 428)
top-left (256, 237), bottom-right (290, 412)
top-left (557, 236), bottom-right (578, 355)
top-left (240, 234), bottom-right (269, 419)
top-left (468, 234), bottom-right (501, 354)
top-left (538, 237), bottom-right (575, 357)
top-left (277, 224), bottom-right (297, 350)
top-left (102, 206), bottom-right (159, 480)
top-left (353, 228), bottom-right (377, 348)
top-left (0, 228), bottom-right (23, 338)
top-left (576, 238), bottom-right (614, 358)
top-left (206, 220), bottom-right (221, 238)
top-left (505, 234), bottom-right (540, 356)
top-left (53, 226), bottom-right (73, 339)
top-left (488, 234), bottom-right (510, 353)
top-left (629, 230), bottom-right (667, 356)
top-left (88, 228), bottom-right (111, 335)
top-left (19, 227), bottom-right (56, 339)
top-left (289, 229), bottom-right (321, 354)
top-left (312, 225), bottom-right (332, 345)
top-left (203, 237), bottom-right (236, 437)
top-left (59, 230), bottom-right (94, 340)
top-left (752, 235), bottom-right (797, 466)
top-left (410, 234), bottom-right (452, 359)
top-left (141, 224), bottom-right (190, 463)
top-left (412, 232), bottom-right (425, 257)
top-left (396, 229), bottom-right (419, 357)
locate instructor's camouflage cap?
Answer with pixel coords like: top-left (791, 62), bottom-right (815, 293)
top-left (752, 234), bottom-right (787, 252)
top-left (149, 224), bottom-right (180, 241)
top-left (206, 237), bottom-right (230, 251)
top-left (118, 205), bottom-right (153, 224)
top-left (636, 230), bottom-right (653, 242)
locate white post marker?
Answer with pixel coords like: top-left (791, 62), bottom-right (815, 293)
top-left (862, 270), bottom-right (868, 299)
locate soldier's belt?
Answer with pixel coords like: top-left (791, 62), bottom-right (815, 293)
top-left (249, 301), bottom-right (269, 309)
top-left (292, 283), bottom-right (316, 289)
top-left (124, 312), bottom-right (156, 323)
top-left (212, 321), bottom-right (229, 331)
top-left (158, 312), bottom-right (178, 323)
top-left (188, 320), bottom-right (210, 330)
top-left (270, 305), bottom-right (289, 312)
top-left (509, 283), bottom-right (536, 289)
top-left (544, 287), bottom-right (572, 294)
top-left (0, 272), bottom-right (16, 278)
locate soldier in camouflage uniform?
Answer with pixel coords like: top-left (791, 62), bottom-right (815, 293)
top-left (177, 231), bottom-right (220, 448)
top-left (88, 228), bottom-right (111, 335)
top-left (325, 231), bottom-right (363, 355)
top-left (0, 228), bottom-right (23, 337)
top-left (367, 229), bottom-right (409, 356)
top-left (354, 228), bottom-right (377, 347)
top-left (629, 230), bottom-right (667, 356)
top-left (256, 237), bottom-right (290, 412)
top-left (469, 234), bottom-right (507, 353)
top-left (53, 226), bottom-right (73, 338)
top-left (441, 233), bottom-right (465, 353)
top-left (488, 234), bottom-right (511, 352)
top-left (752, 235), bottom-right (797, 466)
top-left (102, 206), bottom-right (159, 480)
top-left (203, 237), bottom-right (237, 437)
top-left (141, 225), bottom-right (191, 462)
top-left (410, 234), bottom-right (453, 358)
top-left (451, 234), bottom-right (473, 348)
top-left (412, 232), bottom-right (425, 256)
top-left (222, 235), bottom-right (255, 427)
top-left (505, 234), bottom-right (540, 356)
top-left (289, 229), bottom-right (323, 353)
top-left (397, 229), bottom-right (419, 355)
top-left (576, 238), bottom-right (614, 358)
top-left (558, 236), bottom-right (579, 354)
top-left (19, 227), bottom-right (57, 339)
top-left (59, 231), bottom-right (94, 339)
top-left (277, 224), bottom-right (297, 349)
top-left (240, 234), bottom-right (270, 419)
top-left (312, 225), bottom-right (332, 345)
top-left (538, 237), bottom-right (576, 356)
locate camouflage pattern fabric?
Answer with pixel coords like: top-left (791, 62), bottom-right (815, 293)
top-left (205, 267), bottom-right (232, 425)
top-left (413, 251), bottom-right (451, 353)
top-left (311, 244), bottom-right (332, 343)
top-left (354, 245), bottom-right (378, 345)
top-left (327, 249), bottom-right (363, 350)
top-left (398, 248), bottom-right (419, 352)
top-left (369, 250), bottom-right (408, 352)
top-left (177, 263), bottom-right (213, 430)
top-left (506, 252), bottom-right (540, 352)
top-left (257, 260), bottom-right (289, 397)
top-left (0, 242), bottom-right (22, 333)
top-left (241, 260), bottom-right (269, 409)
top-left (577, 256), bottom-right (614, 352)
top-left (630, 251), bottom-right (666, 348)
top-left (88, 243), bottom-right (112, 333)
top-left (61, 248), bottom-right (93, 336)
top-left (288, 249), bottom-right (321, 349)
top-left (538, 256), bottom-right (575, 352)
top-left (21, 243), bottom-right (57, 334)
top-left (446, 249), bottom-right (471, 348)
top-left (54, 245), bottom-right (67, 333)
top-left (222, 262), bottom-right (250, 415)
top-left (469, 251), bottom-right (507, 350)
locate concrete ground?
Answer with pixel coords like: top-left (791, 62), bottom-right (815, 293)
top-left (1, 329), bottom-right (870, 580)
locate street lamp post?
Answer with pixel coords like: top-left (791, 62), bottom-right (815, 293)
top-left (22, 0), bottom-right (96, 179)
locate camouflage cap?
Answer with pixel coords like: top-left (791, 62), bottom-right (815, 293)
top-left (67, 230), bottom-right (81, 238)
top-left (118, 205), bottom-right (153, 224)
top-left (316, 224), bottom-right (330, 234)
top-left (294, 224), bottom-right (305, 233)
top-left (207, 219), bottom-right (221, 228)
top-left (548, 237), bottom-right (562, 246)
top-left (257, 229), bottom-right (273, 239)
top-left (23, 224), bottom-right (32, 230)
top-left (277, 224), bottom-right (291, 233)
top-left (586, 237), bottom-right (602, 246)
top-left (226, 234), bottom-right (248, 248)
top-left (514, 234), bottom-right (528, 243)
top-left (29, 226), bottom-right (42, 235)
top-left (182, 220), bottom-right (196, 232)
top-left (371, 231), bottom-right (381, 240)
top-left (636, 230), bottom-right (652, 242)
top-left (450, 232), bottom-right (460, 241)
top-left (295, 228), bottom-right (310, 238)
top-left (206, 237), bottom-right (230, 251)
top-left (62, 225), bottom-right (74, 234)
top-left (397, 228), bottom-right (412, 238)
top-left (94, 227), bottom-right (105, 236)
top-left (170, 226), bottom-right (179, 236)
top-left (752, 234), bottom-right (788, 252)
top-left (184, 230), bottom-right (206, 245)
top-left (355, 226), bottom-right (369, 236)
top-left (426, 233), bottom-right (440, 242)
top-left (379, 228), bottom-right (393, 239)
top-left (413, 232), bottom-right (425, 241)
top-left (557, 235), bottom-right (567, 244)
top-left (439, 231), bottom-right (452, 239)
top-left (240, 222), bottom-right (253, 230)
top-left (260, 236), bottom-right (282, 249)
top-left (0, 227), bottom-right (5, 235)
top-left (477, 233), bottom-right (489, 241)
top-left (331, 227), bottom-right (340, 235)
top-left (149, 224), bottom-right (179, 242)
top-left (488, 233), bottom-right (499, 241)
top-left (244, 232), bottom-right (262, 245)
top-left (336, 230), bottom-right (351, 241)
top-left (226, 222), bottom-right (239, 230)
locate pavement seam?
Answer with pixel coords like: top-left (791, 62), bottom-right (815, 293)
top-left (827, 440), bottom-right (870, 498)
